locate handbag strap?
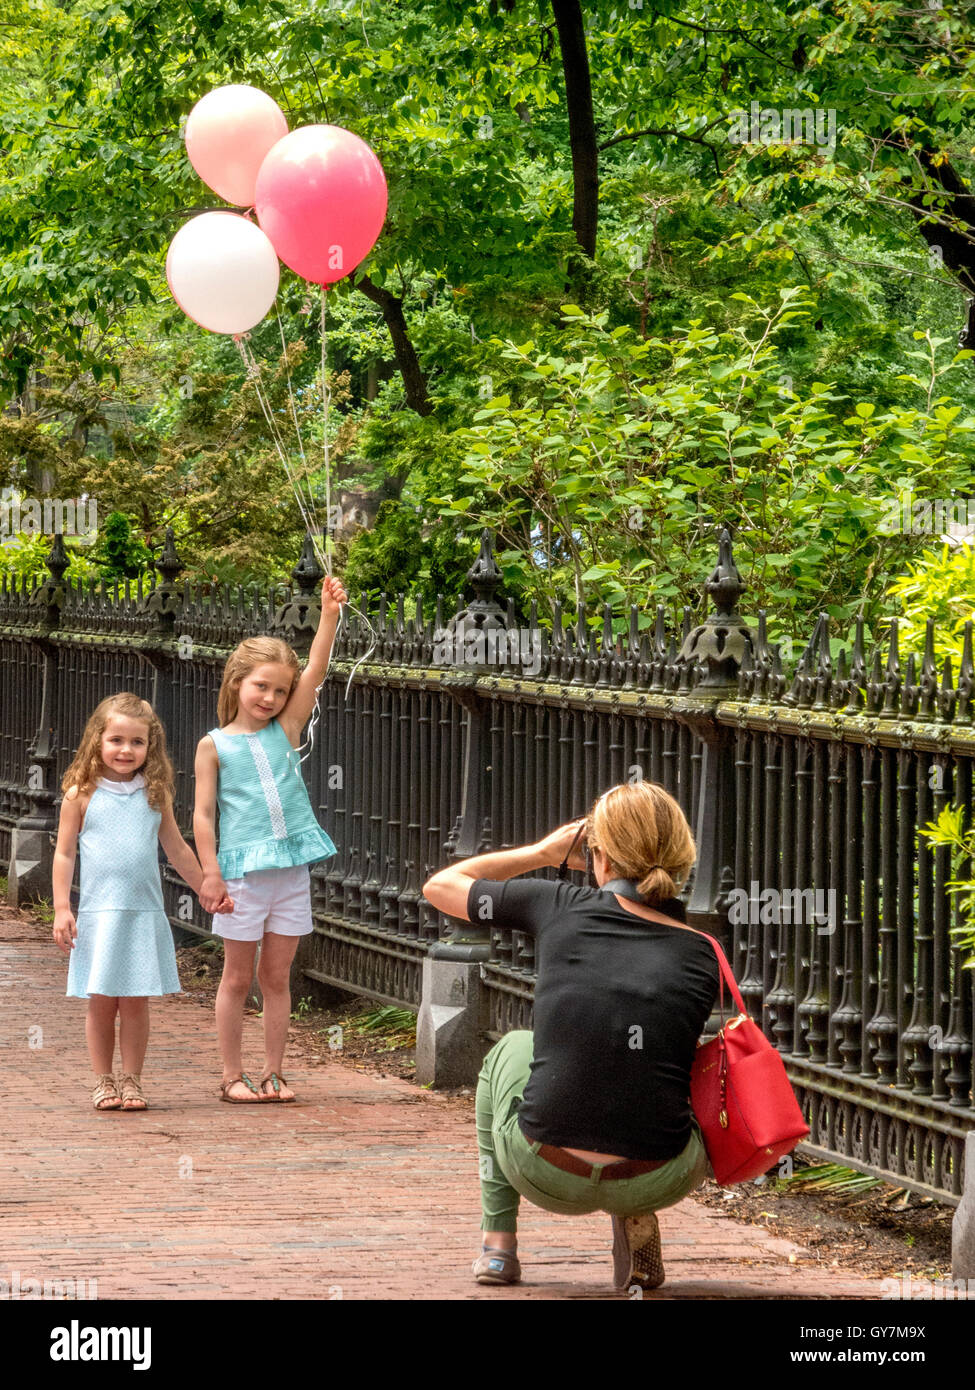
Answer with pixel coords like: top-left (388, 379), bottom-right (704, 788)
top-left (683, 928), bottom-right (747, 1019)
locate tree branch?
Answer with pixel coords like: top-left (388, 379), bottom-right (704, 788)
top-left (354, 274), bottom-right (432, 416)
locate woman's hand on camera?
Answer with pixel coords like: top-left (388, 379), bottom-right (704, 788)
top-left (535, 819), bottom-right (589, 870)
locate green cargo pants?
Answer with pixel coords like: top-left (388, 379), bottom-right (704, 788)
top-left (476, 1030), bottom-right (709, 1233)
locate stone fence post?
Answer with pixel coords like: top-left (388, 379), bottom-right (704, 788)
top-left (7, 535), bottom-right (68, 907)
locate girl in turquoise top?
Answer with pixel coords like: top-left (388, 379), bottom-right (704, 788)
top-left (194, 575), bottom-right (346, 1104)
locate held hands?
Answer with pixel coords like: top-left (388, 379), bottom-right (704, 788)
top-left (200, 875), bottom-right (235, 915)
top-left (534, 819), bottom-right (589, 871)
top-left (53, 910), bottom-right (77, 953)
top-left (321, 575), bottom-right (348, 616)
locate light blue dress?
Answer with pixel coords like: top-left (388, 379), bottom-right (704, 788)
top-left (66, 774), bottom-right (181, 999)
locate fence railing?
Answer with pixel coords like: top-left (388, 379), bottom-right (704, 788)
top-left (3, 526), bottom-right (973, 1206)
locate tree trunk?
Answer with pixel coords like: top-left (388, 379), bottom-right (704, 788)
top-left (902, 148), bottom-right (975, 347)
top-left (551, 0), bottom-right (599, 277)
top-left (354, 275), bottom-right (432, 416)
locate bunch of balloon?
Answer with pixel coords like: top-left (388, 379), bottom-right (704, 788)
top-left (165, 83), bottom-right (389, 726)
top-left (166, 81), bottom-right (388, 326)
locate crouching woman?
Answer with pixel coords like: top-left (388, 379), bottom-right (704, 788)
top-left (422, 780), bottom-right (719, 1294)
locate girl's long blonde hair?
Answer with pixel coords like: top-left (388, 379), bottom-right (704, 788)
top-left (62, 693), bottom-right (173, 811)
top-left (587, 780), bottom-right (696, 906)
top-left (217, 636), bottom-right (301, 727)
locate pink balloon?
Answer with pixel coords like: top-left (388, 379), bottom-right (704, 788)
top-left (166, 212), bottom-right (280, 335)
top-left (185, 85), bottom-right (288, 207)
top-left (255, 125), bottom-right (388, 285)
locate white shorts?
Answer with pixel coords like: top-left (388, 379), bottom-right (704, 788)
top-left (212, 864), bottom-right (313, 942)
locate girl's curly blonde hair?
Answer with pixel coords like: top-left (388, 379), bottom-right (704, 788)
top-left (62, 693), bottom-right (174, 812)
top-left (217, 636), bottom-right (301, 727)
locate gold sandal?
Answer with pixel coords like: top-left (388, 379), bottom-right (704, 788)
top-left (92, 1074), bottom-right (121, 1111)
top-left (117, 1072), bottom-right (148, 1111)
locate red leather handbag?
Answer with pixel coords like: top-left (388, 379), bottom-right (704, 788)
top-left (690, 935), bottom-right (809, 1185)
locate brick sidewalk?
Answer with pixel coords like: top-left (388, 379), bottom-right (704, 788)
top-left (1, 909), bottom-right (881, 1300)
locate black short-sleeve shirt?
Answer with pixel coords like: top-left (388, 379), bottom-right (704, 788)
top-left (469, 877), bottom-right (720, 1160)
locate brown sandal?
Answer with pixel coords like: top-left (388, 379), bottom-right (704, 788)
top-left (219, 1073), bottom-right (261, 1104)
top-left (118, 1073), bottom-right (148, 1111)
top-left (92, 1074), bottom-right (121, 1111)
top-left (259, 1072), bottom-right (295, 1102)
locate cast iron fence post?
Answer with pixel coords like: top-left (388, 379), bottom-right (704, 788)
top-left (7, 534), bottom-right (68, 906)
top-left (417, 530), bottom-right (509, 1085)
top-left (272, 533), bottom-right (324, 655)
top-left (677, 530), bottom-right (754, 1000)
top-left (140, 528), bottom-right (185, 740)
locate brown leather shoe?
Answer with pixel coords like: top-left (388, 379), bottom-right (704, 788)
top-left (472, 1246), bottom-right (521, 1285)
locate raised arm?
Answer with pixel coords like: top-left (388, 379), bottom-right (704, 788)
top-left (278, 574), bottom-right (348, 746)
top-left (421, 820), bottom-right (588, 922)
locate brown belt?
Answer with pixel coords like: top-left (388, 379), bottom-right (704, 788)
top-left (535, 1144), bottom-right (671, 1181)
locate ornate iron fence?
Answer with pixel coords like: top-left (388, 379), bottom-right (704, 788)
top-left (3, 527), bottom-right (973, 1203)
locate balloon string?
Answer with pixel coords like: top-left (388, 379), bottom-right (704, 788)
top-left (315, 284), bottom-right (379, 701)
top-left (234, 324), bottom-right (377, 750)
top-left (274, 303), bottom-right (310, 472)
top-left (271, 306), bottom-right (325, 561)
top-left (320, 285), bottom-right (332, 578)
top-left (235, 336), bottom-right (322, 561)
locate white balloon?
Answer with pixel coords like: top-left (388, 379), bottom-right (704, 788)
top-left (166, 211), bottom-right (279, 335)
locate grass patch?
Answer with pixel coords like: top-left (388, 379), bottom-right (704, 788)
top-left (348, 1005), bottom-right (417, 1051)
top-left (778, 1162), bottom-right (883, 1200)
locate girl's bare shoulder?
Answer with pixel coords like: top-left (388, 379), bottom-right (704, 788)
top-left (60, 784), bottom-right (93, 831)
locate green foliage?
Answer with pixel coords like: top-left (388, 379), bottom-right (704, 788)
top-left (918, 806), bottom-right (975, 968)
top-left (343, 500), bottom-right (477, 605)
top-left (31, 896), bottom-right (55, 924)
top-left (446, 300), bottom-right (975, 637)
top-left (3, 0), bottom-right (975, 615)
top-left (350, 1005), bottom-right (417, 1050)
top-left (885, 545), bottom-right (975, 667)
top-left (93, 510), bottom-right (152, 579)
top-left (0, 532), bottom-right (99, 584)
top-left (778, 1163), bottom-right (882, 1199)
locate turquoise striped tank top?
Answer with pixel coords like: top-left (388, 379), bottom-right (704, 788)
top-left (208, 718), bottom-right (336, 878)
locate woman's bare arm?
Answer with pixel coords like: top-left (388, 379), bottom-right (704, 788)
top-left (421, 821), bottom-right (587, 921)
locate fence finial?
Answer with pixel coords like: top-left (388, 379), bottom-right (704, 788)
top-left (156, 528), bottom-right (185, 586)
top-left (30, 532), bottom-right (69, 629)
top-left (445, 529), bottom-right (508, 665)
top-left (140, 528), bottom-right (184, 634)
top-left (273, 532), bottom-right (323, 649)
top-left (45, 532), bottom-right (70, 584)
top-left (291, 531), bottom-right (325, 597)
top-left (677, 527), bottom-right (753, 689)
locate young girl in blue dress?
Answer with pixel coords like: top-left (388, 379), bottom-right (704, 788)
top-left (194, 574), bottom-right (347, 1104)
top-left (52, 692), bottom-right (229, 1112)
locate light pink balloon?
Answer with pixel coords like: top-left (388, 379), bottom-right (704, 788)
top-left (185, 85), bottom-right (289, 207)
top-left (166, 212), bottom-right (280, 335)
top-left (255, 125), bottom-right (388, 285)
